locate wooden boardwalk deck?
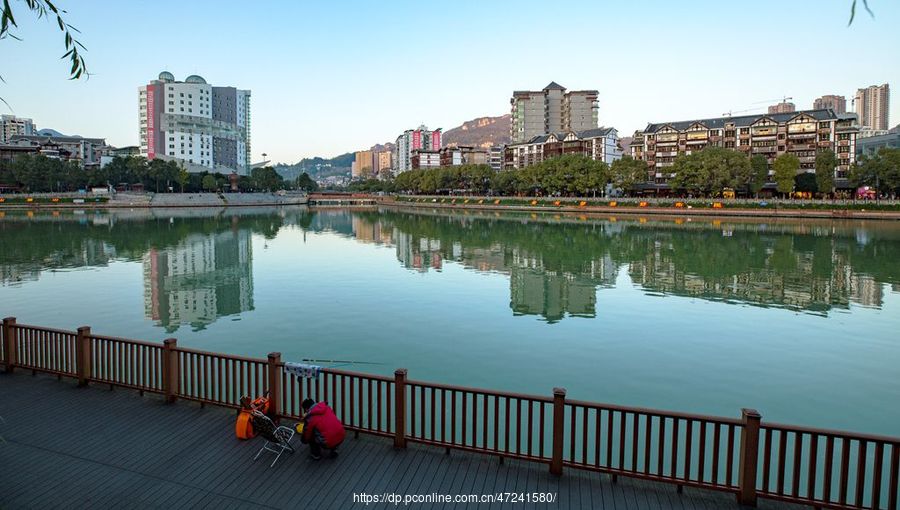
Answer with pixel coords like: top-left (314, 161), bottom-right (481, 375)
top-left (0, 372), bottom-right (807, 509)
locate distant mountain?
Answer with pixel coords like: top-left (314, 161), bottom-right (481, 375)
top-left (442, 115), bottom-right (510, 149)
top-left (274, 152), bottom-right (354, 181)
top-left (35, 128), bottom-right (68, 137)
top-left (618, 136), bottom-right (633, 154)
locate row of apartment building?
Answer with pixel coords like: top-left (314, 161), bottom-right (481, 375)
top-left (628, 108), bottom-right (858, 188)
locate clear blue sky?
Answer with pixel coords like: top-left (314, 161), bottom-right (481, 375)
top-left (1, 0), bottom-right (898, 163)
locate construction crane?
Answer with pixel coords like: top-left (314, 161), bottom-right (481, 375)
top-left (723, 96), bottom-right (793, 117)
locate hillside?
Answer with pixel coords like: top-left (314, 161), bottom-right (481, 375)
top-left (274, 152), bottom-right (354, 181)
top-left (442, 114), bottom-right (510, 148)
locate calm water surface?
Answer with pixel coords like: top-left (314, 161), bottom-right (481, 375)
top-left (1, 206), bottom-right (898, 436)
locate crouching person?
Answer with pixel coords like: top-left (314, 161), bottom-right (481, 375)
top-left (301, 398), bottom-right (346, 460)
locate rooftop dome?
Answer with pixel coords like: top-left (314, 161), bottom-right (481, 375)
top-left (158, 71), bottom-right (175, 82)
top-left (185, 75), bottom-right (207, 84)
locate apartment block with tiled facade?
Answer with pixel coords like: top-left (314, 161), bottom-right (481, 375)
top-left (629, 109), bottom-right (858, 188)
top-left (503, 127), bottom-right (621, 170)
top-left (510, 82), bottom-right (599, 143)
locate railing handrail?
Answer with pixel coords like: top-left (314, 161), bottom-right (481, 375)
top-left (88, 333), bottom-right (161, 349)
top-left (761, 420), bottom-right (900, 445)
top-left (405, 377), bottom-right (554, 403)
top-left (10, 322), bottom-right (77, 336)
top-left (566, 398), bottom-right (744, 426)
top-left (172, 345), bottom-right (266, 364)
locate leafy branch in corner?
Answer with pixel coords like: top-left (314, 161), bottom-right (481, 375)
top-left (848, 0), bottom-right (874, 26)
top-left (0, 0), bottom-right (88, 108)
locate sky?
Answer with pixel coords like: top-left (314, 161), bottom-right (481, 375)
top-left (1, 0), bottom-right (899, 164)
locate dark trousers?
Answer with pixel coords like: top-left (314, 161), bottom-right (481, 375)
top-left (306, 430), bottom-right (338, 456)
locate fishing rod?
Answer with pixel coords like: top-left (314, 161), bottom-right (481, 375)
top-left (301, 358), bottom-right (385, 365)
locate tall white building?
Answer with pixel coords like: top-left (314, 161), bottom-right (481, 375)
top-left (138, 72), bottom-right (251, 174)
top-left (855, 84), bottom-right (890, 132)
top-left (393, 125), bottom-right (442, 173)
top-left (1, 115), bottom-right (36, 143)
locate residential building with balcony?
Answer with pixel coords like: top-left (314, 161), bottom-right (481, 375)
top-left (376, 151), bottom-right (392, 174)
top-left (139, 71), bottom-right (251, 175)
top-left (1, 115), bottom-right (36, 143)
top-left (510, 82), bottom-right (599, 143)
top-left (410, 150), bottom-right (441, 169)
top-left (489, 145), bottom-right (504, 171)
top-left (503, 127), bottom-right (621, 170)
top-left (855, 84), bottom-right (890, 131)
top-left (393, 125), bottom-right (441, 172)
top-left (629, 109), bottom-right (858, 188)
top-left (438, 146), bottom-right (488, 167)
top-left (814, 95), bottom-right (847, 114)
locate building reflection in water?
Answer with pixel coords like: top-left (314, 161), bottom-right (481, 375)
top-left (338, 211), bottom-right (897, 323)
top-left (143, 228), bottom-right (253, 333)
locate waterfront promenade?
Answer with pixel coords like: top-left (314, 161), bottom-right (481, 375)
top-left (1, 319), bottom-right (898, 509)
top-left (0, 372), bottom-right (804, 509)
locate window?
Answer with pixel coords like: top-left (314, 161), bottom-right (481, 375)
top-left (740, 139), bottom-right (749, 146)
top-left (777, 133), bottom-right (785, 139)
top-left (740, 128), bottom-right (749, 135)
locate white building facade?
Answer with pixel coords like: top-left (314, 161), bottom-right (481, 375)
top-left (139, 72), bottom-right (251, 174)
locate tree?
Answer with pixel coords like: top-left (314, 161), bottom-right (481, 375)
top-left (201, 174), bottom-right (217, 192)
top-left (773, 153), bottom-right (800, 197)
top-left (1, 0), bottom-right (88, 107)
top-left (609, 156), bottom-right (648, 195)
top-left (876, 148), bottom-right (900, 193)
top-left (669, 147), bottom-right (751, 196)
top-left (815, 149), bottom-right (837, 196)
top-left (295, 172), bottom-right (318, 192)
top-left (794, 172), bottom-right (818, 193)
top-left (750, 155), bottom-right (769, 197)
top-left (175, 166), bottom-right (189, 192)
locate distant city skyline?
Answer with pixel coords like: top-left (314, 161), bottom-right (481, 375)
top-left (0, 0), bottom-right (898, 163)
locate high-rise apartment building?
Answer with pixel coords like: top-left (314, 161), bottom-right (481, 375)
top-left (139, 72), bottom-right (251, 174)
top-left (629, 109), bottom-right (858, 186)
top-left (813, 95), bottom-right (847, 114)
top-left (393, 125), bottom-right (442, 172)
top-left (376, 151), bottom-right (392, 174)
top-left (510, 82), bottom-right (598, 143)
top-left (855, 83), bottom-right (890, 131)
top-left (353, 150), bottom-right (374, 178)
top-left (768, 102), bottom-right (796, 114)
top-left (1, 115), bottom-right (36, 143)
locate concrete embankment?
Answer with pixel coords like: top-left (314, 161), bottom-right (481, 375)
top-left (0, 192), bottom-right (308, 209)
top-left (380, 196), bottom-right (900, 221)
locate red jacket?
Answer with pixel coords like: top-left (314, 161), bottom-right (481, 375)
top-left (303, 402), bottom-right (346, 448)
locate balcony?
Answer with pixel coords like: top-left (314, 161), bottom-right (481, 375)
top-left (752, 146), bottom-right (777, 153)
top-left (788, 143), bottom-right (816, 151)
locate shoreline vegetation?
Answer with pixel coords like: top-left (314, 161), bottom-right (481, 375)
top-left (384, 195), bottom-right (900, 220)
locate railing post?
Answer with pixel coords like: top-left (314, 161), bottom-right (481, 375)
top-left (75, 326), bottom-right (91, 386)
top-left (394, 368), bottom-right (407, 449)
top-left (2, 317), bottom-right (15, 373)
top-left (163, 338), bottom-right (178, 403)
top-left (738, 408), bottom-right (762, 506)
top-left (550, 387), bottom-right (566, 476)
top-left (267, 352), bottom-right (281, 421)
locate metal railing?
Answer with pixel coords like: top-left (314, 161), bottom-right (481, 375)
top-left (2, 317), bottom-right (897, 509)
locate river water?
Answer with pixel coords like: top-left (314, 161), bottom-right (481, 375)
top-left (1, 206), bottom-right (898, 436)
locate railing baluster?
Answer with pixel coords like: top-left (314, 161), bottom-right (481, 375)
top-left (569, 405), bottom-right (576, 462)
top-left (685, 419), bottom-right (693, 481)
top-left (793, 432), bottom-right (803, 497)
top-left (807, 434), bottom-right (818, 501)
top-left (483, 393), bottom-right (489, 450)
top-left (712, 423), bottom-right (721, 485)
top-left (726, 424), bottom-right (735, 486)
top-left (658, 416), bottom-right (665, 476)
top-left (671, 417), bottom-right (680, 478)
top-left (762, 429), bottom-right (772, 492)
top-left (887, 443), bottom-right (898, 510)
top-left (528, 400), bottom-right (534, 458)
top-left (840, 438), bottom-right (851, 505)
top-left (632, 412), bottom-right (639, 472)
top-left (777, 430), bottom-right (787, 496)
top-left (871, 442), bottom-right (883, 509)
top-left (698, 421), bottom-right (707, 483)
top-left (823, 435), bottom-right (835, 504)
top-left (856, 440), bottom-right (868, 508)
top-left (644, 414), bottom-right (652, 474)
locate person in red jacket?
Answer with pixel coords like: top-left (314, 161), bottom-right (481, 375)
top-left (300, 399), bottom-right (346, 460)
